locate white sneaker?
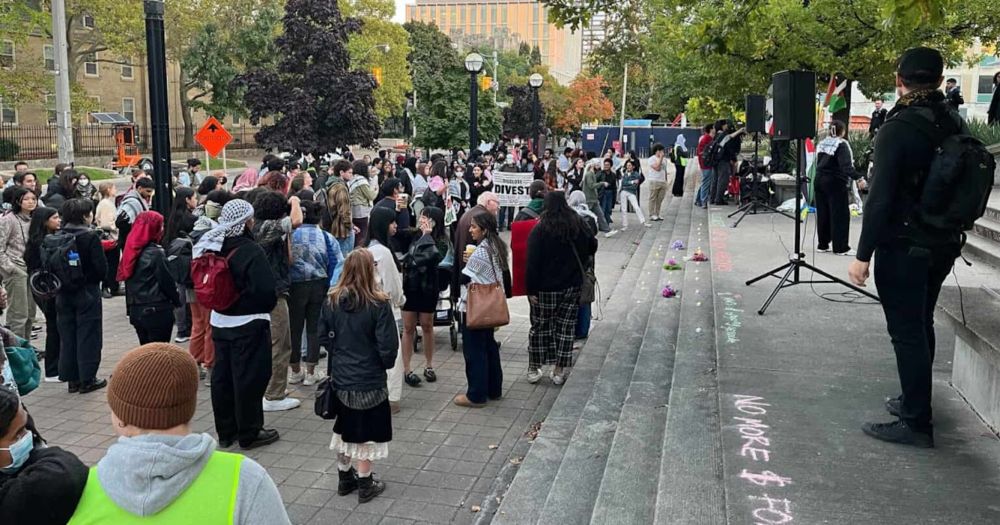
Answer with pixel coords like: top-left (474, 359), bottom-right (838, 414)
top-left (620, 226), bottom-right (628, 232)
top-left (262, 397), bottom-right (301, 412)
top-left (303, 371), bottom-right (326, 386)
top-left (174, 336), bottom-right (190, 343)
top-left (43, 376), bottom-right (64, 383)
top-left (603, 229), bottom-right (618, 238)
top-left (834, 249), bottom-right (857, 257)
top-left (287, 370), bottom-right (305, 384)
top-left (203, 367), bottom-right (212, 387)
top-left (550, 370), bottom-right (566, 386)
top-left (644, 222), bottom-right (652, 228)
top-left (526, 368), bottom-right (543, 384)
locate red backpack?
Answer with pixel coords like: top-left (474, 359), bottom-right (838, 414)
top-left (191, 251), bottom-right (240, 311)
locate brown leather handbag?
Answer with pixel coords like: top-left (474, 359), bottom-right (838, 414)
top-left (466, 246), bottom-right (510, 330)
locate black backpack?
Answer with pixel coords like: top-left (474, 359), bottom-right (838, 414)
top-left (166, 236), bottom-right (194, 287)
top-left (40, 230), bottom-right (87, 292)
top-left (700, 136), bottom-right (723, 169)
top-left (896, 111), bottom-right (996, 233)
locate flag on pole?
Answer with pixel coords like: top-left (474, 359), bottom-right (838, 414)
top-left (823, 75), bottom-right (848, 115)
top-left (804, 137), bottom-right (817, 206)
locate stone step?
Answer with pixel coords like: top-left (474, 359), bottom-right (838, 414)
top-left (589, 191), bottom-right (695, 524)
top-left (985, 203), bottom-right (1000, 223)
top-left (653, 204), bottom-right (727, 524)
top-left (490, 193), bottom-right (678, 525)
top-left (965, 217), bottom-right (1000, 270)
top-left (531, 193), bottom-right (690, 524)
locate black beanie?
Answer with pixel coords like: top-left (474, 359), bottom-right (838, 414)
top-left (897, 47), bottom-right (944, 84)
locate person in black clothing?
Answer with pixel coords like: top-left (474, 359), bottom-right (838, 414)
top-left (400, 206), bottom-right (449, 387)
top-left (0, 386), bottom-right (88, 525)
top-left (165, 187), bottom-right (197, 343)
top-left (712, 122), bottom-right (746, 205)
top-left (117, 211), bottom-right (180, 344)
top-left (598, 158), bottom-right (617, 224)
top-left (815, 120), bottom-right (865, 255)
top-left (848, 47), bottom-right (968, 448)
top-left (869, 100), bottom-right (888, 136)
top-left (566, 157), bottom-right (585, 194)
top-left (944, 77), bottom-right (964, 111)
top-left (319, 248), bottom-right (399, 504)
top-left (24, 207), bottom-right (61, 381)
top-left (54, 198), bottom-right (109, 394)
top-left (525, 191), bottom-right (598, 385)
top-left (374, 178), bottom-right (411, 253)
top-left (40, 169), bottom-right (77, 210)
top-left (196, 199), bottom-right (281, 450)
top-left (989, 72), bottom-right (1000, 126)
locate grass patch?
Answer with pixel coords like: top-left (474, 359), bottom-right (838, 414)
top-left (33, 166), bottom-right (116, 184)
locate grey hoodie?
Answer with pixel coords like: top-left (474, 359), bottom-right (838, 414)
top-left (93, 433), bottom-right (290, 524)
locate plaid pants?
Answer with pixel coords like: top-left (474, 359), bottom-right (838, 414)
top-left (529, 286), bottom-right (581, 369)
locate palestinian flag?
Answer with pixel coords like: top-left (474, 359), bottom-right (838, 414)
top-left (804, 137), bottom-right (817, 208)
top-left (823, 75), bottom-right (848, 115)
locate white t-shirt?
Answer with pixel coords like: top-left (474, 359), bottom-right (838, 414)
top-left (646, 154), bottom-right (668, 183)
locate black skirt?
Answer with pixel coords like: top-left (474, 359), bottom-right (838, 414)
top-left (403, 288), bottom-right (439, 313)
top-left (332, 396), bottom-right (393, 444)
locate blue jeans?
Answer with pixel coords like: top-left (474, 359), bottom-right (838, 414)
top-left (599, 190), bottom-right (614, 223)
top-left (697, 168), bottom-right (714, 206)
top-left (498, 207), bottom-right (514, 230)
top-left (336, 231), bottom-right (354, 261)
top-left (575, 303), bottom-right (592, 339)
top-left (461, 325), bottom-right (503, 403)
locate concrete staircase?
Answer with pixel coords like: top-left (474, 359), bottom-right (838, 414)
top-left (490, 185), bottom-right (725, 524)
top-left (965, 193), bottom-right (1000, 269)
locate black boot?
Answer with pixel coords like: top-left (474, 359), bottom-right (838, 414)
top-left (78, 378), bottom-right (107, 394)
top-left (862, 420), bottom-right (933, 448)
top-left (357, 474), bottom-right (385, 503)
top-left (68, 381), bottom-right (80, 394)
top-left (337, 468), bottom-right (358, 496)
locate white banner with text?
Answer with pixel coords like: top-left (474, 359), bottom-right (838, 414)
top-left (491, 171), bottom-right (534, 208)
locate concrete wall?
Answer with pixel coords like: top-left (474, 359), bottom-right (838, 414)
top-left (952, 334), bottom-right (1000, 434)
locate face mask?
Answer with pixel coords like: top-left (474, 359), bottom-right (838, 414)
top-left (0, 432), bottom-right (34, 473)
top-left (78, 178), bottom-right (90, 187)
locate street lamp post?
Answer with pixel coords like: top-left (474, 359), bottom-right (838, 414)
top-left (529, 73), bottom-right (543, 155)
top-left (464, 52), bottom-right (484, 154)
top-left (143, 0), bottom-right (171, 213)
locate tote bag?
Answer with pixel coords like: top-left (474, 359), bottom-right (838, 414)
top-left (466, 246), bottom-right (510, 330)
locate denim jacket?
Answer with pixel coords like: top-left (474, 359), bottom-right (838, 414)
top-left (290, 224), bottom-right (343, 285)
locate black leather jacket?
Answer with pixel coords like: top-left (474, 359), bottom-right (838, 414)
top-left (125, 244), bottom-right (180, 314)
top-left (319, 298), bottom-right (399, 392)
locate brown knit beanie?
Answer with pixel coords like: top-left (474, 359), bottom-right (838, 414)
top-left (108, 343), bottom-right (199, 430)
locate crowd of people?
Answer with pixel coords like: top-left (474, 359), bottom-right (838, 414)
top-left (0, 142), bottom-right (632, 515)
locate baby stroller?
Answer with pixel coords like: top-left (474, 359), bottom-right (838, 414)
top-left (413, 255), bottom-right (459, 353)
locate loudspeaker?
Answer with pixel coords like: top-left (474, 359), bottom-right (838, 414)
top-left (772, 70), bottom-right (816, 140)
top-left (745, 95), bottom-right (766, 134)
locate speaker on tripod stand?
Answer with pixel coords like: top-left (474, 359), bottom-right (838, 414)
top-left (744, 70), bottom-right (879, 314)
top-left (728, 95), bottom-right (793, 227)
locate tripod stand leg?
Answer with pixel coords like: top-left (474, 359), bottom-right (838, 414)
top-left (728, 201), bottom-right (753, 218)
top-left (745, 261), bottom-right (793, 286)
top-left (798, 261), bottom-right (881, 302)
top-left (757, 262), bottom-right (797, 315)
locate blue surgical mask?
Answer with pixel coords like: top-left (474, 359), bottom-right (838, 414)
top-left (0, 432), bottom-right (34, 473)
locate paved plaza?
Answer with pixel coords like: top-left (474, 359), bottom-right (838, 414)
top-left (23, 224), bottom-right (646, 525)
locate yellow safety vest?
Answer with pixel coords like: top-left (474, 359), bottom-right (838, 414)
top-left (68, 451), bottom-right (243, 524)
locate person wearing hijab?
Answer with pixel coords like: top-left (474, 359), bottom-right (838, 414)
top-left (194, 199), bottom-right (281, 450)
top-left (117, 211), bottom-right (180, 344)
top-left (670, 135), bottom-right (689, 197)
top-left (232, 166), bottom-right (261, 193)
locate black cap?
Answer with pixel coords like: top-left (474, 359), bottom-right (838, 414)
top-left (896, 47), bottom-right (944, 84)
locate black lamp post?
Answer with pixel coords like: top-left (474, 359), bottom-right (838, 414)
top-left (464, 52), bottom-right (484, 154)
top-left (143, 0), bottom-right (171, 213)
top-left (528, 73), bottom-right (543, 155)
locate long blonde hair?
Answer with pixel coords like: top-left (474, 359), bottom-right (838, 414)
top-left (329, 248), bottom-right (389, 311)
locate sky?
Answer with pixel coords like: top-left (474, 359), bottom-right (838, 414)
top-left (393, 0), bottom-right (411, 23)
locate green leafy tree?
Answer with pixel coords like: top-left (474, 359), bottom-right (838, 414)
top-left (238, 0), bottom-right (381, 153)
top-left (503, 85), bottom-right (544, 139)
top-left (405, 21), bottom-right (500, 149)
top-left (0, 3), bottom-right (49, 106)
top-left (340, 0), bottom-right (412, 120)
top-left (518, 42), bottom-right (531, 57)
top-left (179, 0), bottom-right (282, 147)
top-left (530, 45), bottom-right (542, 66)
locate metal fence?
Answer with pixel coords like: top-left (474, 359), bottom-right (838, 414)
top-left (0, 124), bottom-right (263, 161)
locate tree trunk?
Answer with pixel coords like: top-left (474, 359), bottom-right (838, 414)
top-left (179, 70), bottom-right (195, 149)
